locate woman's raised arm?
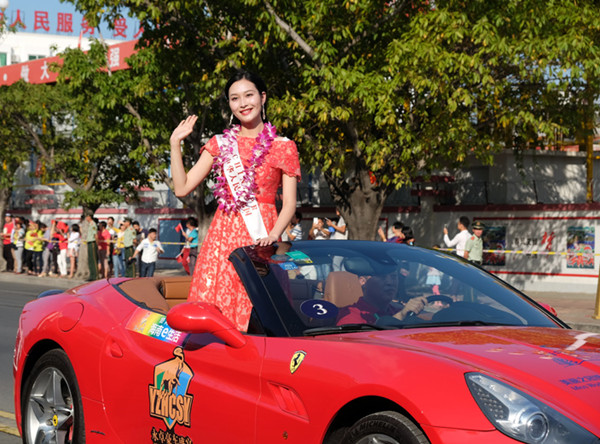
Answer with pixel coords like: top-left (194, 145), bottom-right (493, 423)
top-left (170, 115), bottom-right (214, 197)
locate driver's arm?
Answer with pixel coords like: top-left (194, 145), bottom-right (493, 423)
top-left (393, 296), bottom-right (428, 321)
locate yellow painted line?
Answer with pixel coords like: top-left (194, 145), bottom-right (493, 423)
top-left (0, 425), bottom-right (19, 437)
top-left (0, 411), bottom-right (20, 437)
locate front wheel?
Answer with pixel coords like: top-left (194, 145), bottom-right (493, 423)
top-left (343, 411), bottom-right (429, 444)
top-left (21, 349), bottom-right (85, 444)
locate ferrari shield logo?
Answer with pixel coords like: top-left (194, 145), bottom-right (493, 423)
top-left (290, 351), bottom-right (306, 374)
top-left (149, 347), bottom-right (194, 429)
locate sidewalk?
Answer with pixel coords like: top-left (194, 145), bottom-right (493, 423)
top-left (527, 291), bottom-right (600, 333)
top-left (1, 270), bottom-right (599, 333)
top-left (0, 267), bottom-right (187, 290)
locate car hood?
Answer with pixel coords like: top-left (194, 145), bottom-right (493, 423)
top-left (336, 326), bottom-right (600, 426)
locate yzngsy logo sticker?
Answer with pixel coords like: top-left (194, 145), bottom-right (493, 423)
top-left (149, 347), bottom-right (194, 429)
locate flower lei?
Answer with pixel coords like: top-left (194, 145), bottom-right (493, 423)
top-left (211, 122), bottom-right (277, 213)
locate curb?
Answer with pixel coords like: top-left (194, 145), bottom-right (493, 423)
top-left (567, 322), bottom-right (600, 334)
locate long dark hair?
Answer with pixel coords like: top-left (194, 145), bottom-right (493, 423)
top-left (224, 70), bottom-right (268, 126)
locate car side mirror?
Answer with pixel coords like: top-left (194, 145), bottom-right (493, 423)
top-left (166, 302), bottom-right (247, 348)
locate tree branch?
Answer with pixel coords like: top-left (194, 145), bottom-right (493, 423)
top-left (15, 114), bottom-right (80, 191)
top-left (124, 101), bottom-right (169, 178)
top-left (263, 0), bottom-right (320, 64)
top-left (341, 0), bottom-right (409, 56)
top-left (125, 101), bottom-right (207, 210)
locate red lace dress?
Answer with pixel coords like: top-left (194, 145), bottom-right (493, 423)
top-left (188, 135), bottom-right (301, 330)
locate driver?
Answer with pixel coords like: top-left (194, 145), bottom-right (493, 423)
top-left (337, 271), bottom-right (428, 325)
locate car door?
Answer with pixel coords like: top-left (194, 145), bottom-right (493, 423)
top-left (99, 306), bottom-right (265, 443)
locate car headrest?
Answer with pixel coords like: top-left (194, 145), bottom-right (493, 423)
top-left (324, 271), bottom-right (363, 308)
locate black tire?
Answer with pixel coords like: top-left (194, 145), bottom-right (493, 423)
top-left (21, 349), bottom-right (85, 444)
top-left (343, 411), bottom-right (429, 444)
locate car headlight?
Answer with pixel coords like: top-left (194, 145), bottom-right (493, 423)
top-left (466, 373), bottom-right (599, 444)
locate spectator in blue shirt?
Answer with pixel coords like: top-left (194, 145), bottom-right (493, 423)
top-left (283, 211), bottom-right (303, 241)
top-left (186, 217), bottom-right (199, 273)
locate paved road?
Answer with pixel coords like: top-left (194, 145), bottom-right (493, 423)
top-left (0, 276), bottom-right (76, 443)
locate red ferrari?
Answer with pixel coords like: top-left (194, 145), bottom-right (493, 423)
top-left (13, 241), bottom-right (600, 443)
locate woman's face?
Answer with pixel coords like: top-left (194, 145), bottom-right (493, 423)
top-left (228, 79), bottom-right (266, 127)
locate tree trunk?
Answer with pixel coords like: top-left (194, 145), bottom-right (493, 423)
top-left (185, 185), bottom-right (215, 244)
top-left (583, 83), bottom-right (596, 204)
top-left (326, 170), bottom-right (389, 241)
top-left (75, 218), bottom-right (90, 280)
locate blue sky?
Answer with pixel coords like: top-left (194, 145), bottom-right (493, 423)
top-left (4, 0), bottom-right (139, 40)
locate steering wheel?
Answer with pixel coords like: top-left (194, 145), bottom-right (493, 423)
top-left (375, 294), bottom-right (455, 326)
top-left (425, 294), bottom-right (453, 305)
top-left (403, 294), bottom-right (453, 320)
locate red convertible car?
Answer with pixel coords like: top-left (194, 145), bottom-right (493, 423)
top-left (13, 241), bottom-right (600, 443)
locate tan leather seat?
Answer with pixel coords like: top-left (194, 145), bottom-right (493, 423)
top-left (160, 276), bottom-right (192, 308)
top-left (119, 277), bottom-right (169, 313)
top-left (117, 276), bottom-right (193, 313)
top-left (324, 271), bottom-right (363, 307)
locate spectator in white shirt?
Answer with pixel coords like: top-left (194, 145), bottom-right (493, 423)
top-left (308, 218), bottom-right (331, 240)
top-left (443, 216), bottom-right (471, 257)
top-left (131, 228), bottom-right (164, 277)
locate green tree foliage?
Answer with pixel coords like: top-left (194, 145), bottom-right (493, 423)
top-left (0, 43), bottom-right (154, 277)
top-left (1, 44), bottom-right (150, 217)
top-left (247, 0), bottom-right (600, 237)
top-left (0, 85), bottom-right (31, 270)
top-left (64, 1), bottom-right (256, 235)
top-left (67, 0), bottom-right (600, 239)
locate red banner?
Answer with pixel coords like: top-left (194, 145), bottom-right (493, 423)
top-left (0, 39), bottom-right (138, 87)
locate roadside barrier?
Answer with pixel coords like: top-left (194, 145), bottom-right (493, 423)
top-left (437, 247), bottom-right (597, 257)
top-left (438, 247), bottom-right (600, 319)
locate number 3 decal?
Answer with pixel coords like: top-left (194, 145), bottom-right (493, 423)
top-left (300, 300), bottom-right (338, 319)
top-left (313, 303), bottom-right (328, 316)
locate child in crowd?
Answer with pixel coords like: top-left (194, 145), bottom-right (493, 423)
top-left (185, 217), bottom-right (199, 275)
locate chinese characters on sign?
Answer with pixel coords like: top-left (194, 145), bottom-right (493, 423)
top-left (3, 8), bottom-right (141, 40)
top-left (0, 40), bottom-right (137, 86)
top-left (126, 307), bottom-right (187, 346)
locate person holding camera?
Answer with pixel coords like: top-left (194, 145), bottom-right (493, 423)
top-left (308, 217), bottom-right (331, 240)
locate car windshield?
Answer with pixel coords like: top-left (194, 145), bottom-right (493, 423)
top-left (242, 241), bottom-right (560, 336)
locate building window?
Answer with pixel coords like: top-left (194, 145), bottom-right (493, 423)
top-left (28, 55), bottom-right (46, 60)
top-left (0, 53), bottom-right (6, 67)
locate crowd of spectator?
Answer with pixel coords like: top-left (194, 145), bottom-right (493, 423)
top-left (1, 213), bottom-right (163, 279)
top-left (2, 211), bottom-right (485, 280)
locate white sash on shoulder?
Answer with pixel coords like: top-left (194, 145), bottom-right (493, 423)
top-left (216, 135), bottom-right (268, 241)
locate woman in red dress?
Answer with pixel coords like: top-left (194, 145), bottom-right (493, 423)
top-left (169, 71), bottom-right (301, 330)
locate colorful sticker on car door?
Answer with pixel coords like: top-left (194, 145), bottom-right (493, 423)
top-left (149, 347), bottom-right (195, 443)
top-left (126, 307), bottom-right (187, 346)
